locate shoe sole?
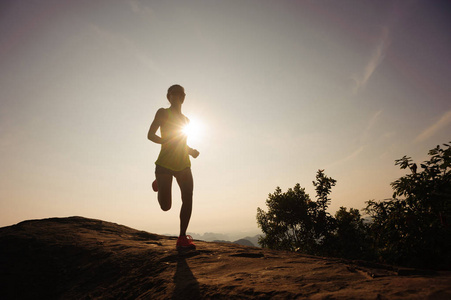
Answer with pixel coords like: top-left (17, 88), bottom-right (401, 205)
top-left (152, 180), bottom-right (158, 192)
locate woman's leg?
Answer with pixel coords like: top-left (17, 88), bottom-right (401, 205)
top-left (156, 173), bottom-right (173, 211)
top-left (175, 168), bottom-right (194, 236)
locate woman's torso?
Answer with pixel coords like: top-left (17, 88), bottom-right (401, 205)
top-left (155, 108), bottom-right (191, 171)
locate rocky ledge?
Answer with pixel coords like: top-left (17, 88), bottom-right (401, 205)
top-left (1, 217), bottom-right (450, 299)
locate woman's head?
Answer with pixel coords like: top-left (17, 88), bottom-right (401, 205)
top-left (167, 84), bottom-right (185, 105)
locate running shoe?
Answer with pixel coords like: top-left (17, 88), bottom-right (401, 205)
top-left (152, 179), bottom-right (158, 192)
top-left (176, 235), bottom-right (196, 250)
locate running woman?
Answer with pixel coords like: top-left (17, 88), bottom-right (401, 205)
top-left (147, 84), bottom-right (199, 250)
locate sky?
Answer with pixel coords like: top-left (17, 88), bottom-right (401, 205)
top-left (1, 0), bottom-right (450, 238)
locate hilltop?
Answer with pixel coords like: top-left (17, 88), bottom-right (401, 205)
top-left (1, 217), bottom-right (450, 299)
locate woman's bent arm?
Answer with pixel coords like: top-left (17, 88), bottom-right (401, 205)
top-left (148, 108), bottom-right (165, 144)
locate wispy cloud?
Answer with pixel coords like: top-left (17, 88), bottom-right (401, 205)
top-left (352, 27), bottom-right (390, 94)
top-left (360, 110), bottom-right (383, 143)
top-left (415, 110), bottom-right (451, 143)
top-left (327, 110), bottom-right (383, 168)
top-left (127, 0), bottom-right (155, 19)
top-left (326, 146), bottom-right (365, 169)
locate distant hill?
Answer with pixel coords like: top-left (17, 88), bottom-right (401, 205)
top-left (242, 235), bottom-right (262, 247)
top-left (1, 217), bottom-right (450, 299)
top-left (189, 232), bottom-right (262, 247)
top-left (233, 238), bottom-right (254, 247)
top-left (188, 232), bottom-right (231, 242)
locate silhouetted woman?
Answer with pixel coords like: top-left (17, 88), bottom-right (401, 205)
top-left (147, 84), bottom-right (199, 250)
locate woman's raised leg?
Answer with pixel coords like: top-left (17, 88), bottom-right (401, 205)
top-left (156, 173), bottom-right (173, 211)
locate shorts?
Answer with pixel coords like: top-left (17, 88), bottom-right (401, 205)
top-left (155, 164), bottom-right (191, 177)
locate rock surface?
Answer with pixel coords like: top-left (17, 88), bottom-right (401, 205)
top-left (1, 217), bottom-right (450, 299)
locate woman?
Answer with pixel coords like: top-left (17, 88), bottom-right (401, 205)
top-left (147, 84), bottom-right (199, 250)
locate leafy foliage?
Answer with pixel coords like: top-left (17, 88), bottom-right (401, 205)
top-left (327, 207), bottom-right (373, 260)
top-left (365, 142), bottom-right (451, 269)
top-left (257, 142), bottom-right (450, 270)
top-left (257, 170), bottom-right (342, 256)
top-left (313, 170), bottom-right (336, 211)
top-left (256, 184), bottom-right (315, 252)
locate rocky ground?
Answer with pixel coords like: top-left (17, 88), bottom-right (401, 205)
top-left (1, 217), bottom-right (450, 299)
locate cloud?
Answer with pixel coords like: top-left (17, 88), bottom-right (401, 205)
top-left (352, 27), bottom-right (390, 94)
top-left (362, 110), bottom-right (382, 138)
top-left (127, 0), bottom-right (154, 19)
top-left (353, 110), bottom-right (383, 147)
top-left (415, 110), bottom-right (451, 143)
top-left (326, 146), bottom-right (365, 169)
top-left (325, 111), bottom-right (384, 169)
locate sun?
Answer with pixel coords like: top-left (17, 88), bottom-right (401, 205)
top-left (182, 117), bottom-right (205, 144)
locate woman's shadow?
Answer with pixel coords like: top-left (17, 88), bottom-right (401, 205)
top-left (172, 252), bottom-right (201, 299)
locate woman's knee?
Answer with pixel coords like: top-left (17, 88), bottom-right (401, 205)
top-left (158, 194), bottom-right (172, 211)
top-left (159, 201), bottom-right (171, 211)
top-left (156, 173), bottom-right (172, 211)
top-left (160, 204), bottom-right (171, 211)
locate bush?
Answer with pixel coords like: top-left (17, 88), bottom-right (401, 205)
top-left (256, 170), bottom-right (338, 255)
top-left (365, 142), bottom-right (451, 269)
top-left (257, 142), bottom-right (451, 269)
top-left (327, 207), bottom-right (373, 260)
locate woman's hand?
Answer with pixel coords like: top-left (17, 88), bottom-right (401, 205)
top-left (189, 148), bottom-right (200, 159)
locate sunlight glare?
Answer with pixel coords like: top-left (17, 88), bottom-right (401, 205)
top-left (182, 117), bottom-right (205, 145)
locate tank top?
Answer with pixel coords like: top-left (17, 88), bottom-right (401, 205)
top-left (155, 108), bottom-right (191, 171)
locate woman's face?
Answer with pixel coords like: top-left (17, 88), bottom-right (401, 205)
top-left (169, 90), bottom-right (185, 104)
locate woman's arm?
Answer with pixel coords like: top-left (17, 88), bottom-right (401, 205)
top-left (147, 108), bottom-right (166, 144)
